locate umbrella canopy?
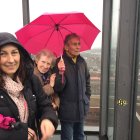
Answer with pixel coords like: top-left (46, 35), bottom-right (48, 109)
top-left (15, 12), bottom-right (100, 57)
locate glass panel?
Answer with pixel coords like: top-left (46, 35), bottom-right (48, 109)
top-left (132, 16), bottom-right (140, 140)
top-left (29, 0), bottom-right (103, 132)
top-left (107, 0), bottom-right (120, 139)
top-left (81, 48), bottom-right (102, 131)
top-left (0, 0), bottom-right (23, 34)
top-left (133, 57), bottom-right (140, 140)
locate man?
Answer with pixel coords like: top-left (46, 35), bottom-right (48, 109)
top-left (54, 33), bottom-right (91, 140)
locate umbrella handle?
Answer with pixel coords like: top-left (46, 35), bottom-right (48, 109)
top-left (59, 55), bottom-right (65, 84)
top-left (61, 55), bottom-right (63, 60)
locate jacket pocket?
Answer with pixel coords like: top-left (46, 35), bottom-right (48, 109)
top-left (83, 96), bottom-right (90, 116)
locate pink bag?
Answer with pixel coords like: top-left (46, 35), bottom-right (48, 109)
top-left (0, 114), bottom-right (16, 129)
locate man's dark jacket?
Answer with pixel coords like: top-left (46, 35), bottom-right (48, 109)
top-left (54, 51), bottom-right (91, 122)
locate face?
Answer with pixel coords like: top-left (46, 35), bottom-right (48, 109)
top-left (0, 44), bottom-right (20, 78)
top-left (36, 55), bottom-right (52, 74)
top-left (65, 37), bottom-right (81, 57)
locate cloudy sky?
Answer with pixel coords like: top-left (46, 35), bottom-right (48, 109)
top-left (0, 0), bottom-right (103, 48)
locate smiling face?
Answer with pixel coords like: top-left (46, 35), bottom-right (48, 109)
top-left (35, 55), bottom-right (52, 74)
top-left (0, 44), bottom-right (20, 78)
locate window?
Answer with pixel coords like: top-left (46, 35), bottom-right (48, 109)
top-left (0, 0), bottom-right (23, 34)
top-left (29, 0), bottom-right (103, 132)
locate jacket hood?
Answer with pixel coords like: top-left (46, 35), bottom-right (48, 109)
top-left (0, 32), bottom-right (33, 64)
top-left (0, 32), bottom-right (34, 77)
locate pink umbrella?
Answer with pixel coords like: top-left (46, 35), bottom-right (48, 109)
top-left (15, 12), bottom-right (100, 57)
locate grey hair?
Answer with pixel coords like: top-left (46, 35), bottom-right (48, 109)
top-left (34, 49), bottom-right (56, 67)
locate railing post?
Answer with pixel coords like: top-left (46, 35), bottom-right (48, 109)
top-left (22, 0), bottom-right (30, 26)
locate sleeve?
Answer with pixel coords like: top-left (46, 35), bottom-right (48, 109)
top-left (30, 74), bottom-right (58, 129)
top-left (43, 84), bottom-right (54, 96)
top-left (85, 61), bottom-right (91, 100)
top-left (53, 58), bottom-right (66, 94)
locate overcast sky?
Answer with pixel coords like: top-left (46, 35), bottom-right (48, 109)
top-left (0, 0), bottom-right (103, 48)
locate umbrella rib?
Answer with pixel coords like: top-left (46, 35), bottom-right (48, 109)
top-left (28, 24), bottom-right (55, 28)
top-left (59, 25), bottom-right (91, 48)
top-left (29, 20), bottom-right (89, 27)
top-left (59, 23), bottom-right (95, 33)
top-left (57, 29), bottom-right (65, 42)
top-left (28, 15), bottom-right (73, 28)
top-left (80, 36), bottom-right (90, 49)
top-left (43, 28), bottom-right (65, 55)
top-left (43, 29), bottom-right (56, 48)
top-left (48, 14), bottom-right (70, 25)
top-left (59, 25), bottom-right (73, 34)
top-left (25, 23), bottom-right (90, 45)
top-left (29, 18), bottom-right (94, 28)
top-left (25, 26), bottom-right (54, 44)
top-left (59, 23), bottom-right (94, 33)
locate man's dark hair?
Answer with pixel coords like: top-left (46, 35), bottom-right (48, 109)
top-left (64, 33), bottom-right (80, 45)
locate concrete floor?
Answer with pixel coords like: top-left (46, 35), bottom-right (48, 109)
top-left (51, 134), bottom-right (99, 140)
top-left (50, 125), bottom-right (99, 140)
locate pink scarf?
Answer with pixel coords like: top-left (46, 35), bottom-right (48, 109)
top-left (3, 76), bottom-right (28, 123)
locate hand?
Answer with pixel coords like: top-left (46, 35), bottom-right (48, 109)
top-left (57, 57), bottom-right (65, 74)
top-left (28, 127), bottom-right (38, 140)
top-left (52, 102), bottom-right (58, 110)
top-left (49, 73), bottom-right (56, 87)
top-left (40, 119), bottom-right (55, 140)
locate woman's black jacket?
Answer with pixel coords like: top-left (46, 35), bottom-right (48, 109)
top-left (0, 74), bottom-right (58, 140)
